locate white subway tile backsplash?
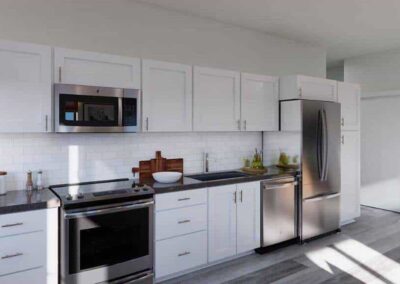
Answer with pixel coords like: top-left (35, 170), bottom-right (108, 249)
top-left (0, 132), bottom-right (260, 190)
top-left (263, 131), bottom-right (301, 165)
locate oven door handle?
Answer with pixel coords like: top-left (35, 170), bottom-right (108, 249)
top-left (64, 200), bottom-right (154, 219)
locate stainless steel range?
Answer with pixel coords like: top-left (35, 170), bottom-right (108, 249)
top-left (50, 179), bottom-right (154, 284)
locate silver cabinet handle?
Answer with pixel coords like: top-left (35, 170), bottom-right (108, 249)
top-left (178, 197), bottom-right (190, 201)
top-left (240, 190), bottom-right (243, 203)
top-left (299, 87), bottom-right (302, 97)
top-left (178, 219), bottom-right (191, 224)
top-left (341, 117), bottom-right (345, 127)
top-left (341, 135), bottom-right (344, 144)
top-left (58, 66), bottom-right (62, 82)
top-left (243, 120), bottom-right (247, 131)
top-left (1, 222), bottom-right (23, 228)
top-left (146, 117), bottom-right (149, 131)
top-left (2, 253), bottom-right (23, 260)
top-left (178, 251), bottom-right (190, 257)
top-left (234, 191), bottom-right (237, 203)
top-left (45, 115), bottom-right (48, 132)
top-left (237, 119), bottom-right (241, 130)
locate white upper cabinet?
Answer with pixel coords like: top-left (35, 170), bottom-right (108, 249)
top-left (241, 73), bottom-right (279, 131)
top-left (0, 40), bottom-right (52, 133)
top-left (54, 47), bottom-right (141, 89)
top-left (338, 82), bottom-right (360, 131)
top-left (236, 181), bottom-right (261, 254)
top-left (280, 75), bottom-right (337, 102)
top-left (340, 131), bottom-right (360, 224)
top-left (193, 66), bottom-right (241, 131)
top-left (208, 184), bottom-right (237, 262)
top-left (142, 60), bottom-right (192, 132)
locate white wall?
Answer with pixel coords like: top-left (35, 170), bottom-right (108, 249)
top-left (344, 48), bottom-right (400, 92)
top-left (0, 132), bottom-right (260, 191)
top-left (0, 0), bottom-right (326, 77)
top-left (0, 0), bottom-right (326, 190)
top-left (344, 49), bottom-right (400, 211)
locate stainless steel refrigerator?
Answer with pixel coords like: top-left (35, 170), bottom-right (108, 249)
top-left (280, 99), bottom-right (341, 242)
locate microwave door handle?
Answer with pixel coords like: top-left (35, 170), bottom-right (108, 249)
top-left (64, 200), bottom-right (154, 219)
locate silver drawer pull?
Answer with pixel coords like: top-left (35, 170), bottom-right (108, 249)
top-left (2, 253), bottom-right (23, 260)
top-left (1, 222), bottom-right (23, 228)
top-left (178, 251), bottom-right (190, 257)
top-left (178, 219), bottom-right (191, 224)
top-left (178, 198), bottom-right (190, 201)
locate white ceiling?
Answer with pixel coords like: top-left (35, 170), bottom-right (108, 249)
top-left (136, 0), bottom-right (400, 66)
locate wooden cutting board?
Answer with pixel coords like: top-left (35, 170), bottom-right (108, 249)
top-left (137, 151), bottom-right (183, 179)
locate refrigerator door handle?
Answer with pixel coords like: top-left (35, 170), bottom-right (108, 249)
top-left (304, 193), bottom-right (340, 203)
top-left (317, 110), bottom-right (322, 180)
top-left (321, 109), bottom-right (329, 181)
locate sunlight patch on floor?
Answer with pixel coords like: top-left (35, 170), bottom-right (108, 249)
top-left (305, 238), bottom-right (400, 283)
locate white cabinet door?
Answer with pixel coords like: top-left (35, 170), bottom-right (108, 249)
top-left (208, 184), bottom-right (237, 262)
top-left (142, 60), bottom-right (192, 132)
top-left (193, 66), bottom-right (240, 131)
top-left (338, 82), bottom-right (360, 131)
top-left (241, 73), bottom-right (279, 131)
top-left (236, 182), bottom-right (261, 254)
top-left (54, 48), bottom-right (140, 89)
top-left (341, 131), bottom-right (360, 224)
top-left (280, 75), bottom-right (337, 102)
top-left (0, 40), bottom-right (51, 133)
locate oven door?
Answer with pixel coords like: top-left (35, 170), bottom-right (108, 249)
top-left (61, 199), bottom-right (154, 284)
top-left (54, 84), bottom-right (140, 133)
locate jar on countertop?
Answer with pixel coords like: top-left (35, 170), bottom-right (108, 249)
top-left (0, 171), bottom-right (7, 195)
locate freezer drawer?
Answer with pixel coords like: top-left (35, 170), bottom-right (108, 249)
top-left (261, 177), bottom-right (296, 247)
top-left (302, 193), bottom-right (340, 241)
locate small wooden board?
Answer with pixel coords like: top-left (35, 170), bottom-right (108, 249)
top-left (137, 151), bottom-right (183, 179)
top-left (241, 167), bottom-right (268, 175)
top-left (276, 164), bottom-right (299, 170)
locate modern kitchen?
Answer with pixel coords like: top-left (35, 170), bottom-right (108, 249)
top-left (1, 1), bottom-right (400, 284)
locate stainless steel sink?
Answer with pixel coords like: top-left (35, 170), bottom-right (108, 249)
top-left (186, 171), bottom-right (249, 182)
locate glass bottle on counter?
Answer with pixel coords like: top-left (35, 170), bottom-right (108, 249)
top-left (26, 170), bottom-right (33, 191)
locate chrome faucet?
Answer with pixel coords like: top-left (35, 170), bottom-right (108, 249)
top-left (203, 152), bottom-right (209, 173)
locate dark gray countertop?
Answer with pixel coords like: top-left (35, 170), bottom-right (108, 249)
top-left (143, 166), bottom-right (299, 194)
top-left (0, 188), bottom-right (60, 215)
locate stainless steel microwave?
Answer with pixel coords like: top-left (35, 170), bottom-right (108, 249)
top-left (54, 84), bottom-right (140, 133)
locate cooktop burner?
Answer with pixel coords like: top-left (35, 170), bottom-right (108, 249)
top-left (49, 178), bottom-right (154, 208)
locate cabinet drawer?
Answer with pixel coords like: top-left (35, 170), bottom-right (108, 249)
top-left (0, 231), bottom-right (45, 276)
top-left (156, 231), bottom-right (207, 279)
top-left (0, 209), bottom-right (47, 237)
top-left (155, 188), bottom-right (207, 211)
top-left (0, 267), bottom-right (45, 284)
top-left (156, 204), bottom-right (207, 240)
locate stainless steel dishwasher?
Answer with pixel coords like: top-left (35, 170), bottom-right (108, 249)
top-left (260, 176), bottom-right (297, 248)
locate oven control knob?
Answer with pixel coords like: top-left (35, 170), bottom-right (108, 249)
top-left (143, 188), bottom-right (148, 191)
top-left (134, 189), bottom-right (140, 193)
top-left (66, 194), bottom-right (73, 201)
top-left (77, 193), bottom-right (84, 199)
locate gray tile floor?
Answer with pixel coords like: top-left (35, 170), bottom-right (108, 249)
top-left (161, 206), bottom-right (400, 284)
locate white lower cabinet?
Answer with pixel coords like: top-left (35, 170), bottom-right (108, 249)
top-left (237, 182), bottom-right (261, 254)
top-left (155, 182), bottom-right (261, 280)
top-left (155, 189), bottom-right (208, 280)
top-left (208, 184), bottom-right (237, 262)
top-left (208, 181), bottom-right (261, 262)
top-left (340, 131), bottom-right (361, 224)
top-left (0, 208), bottom-right (58, 284)
top-left (156, 231), bottom-right (207, 278)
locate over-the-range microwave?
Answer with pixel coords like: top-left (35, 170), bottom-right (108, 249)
top-left (54, 83), bottom-right (140, 133)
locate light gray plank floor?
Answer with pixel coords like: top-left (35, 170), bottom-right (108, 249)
top-left (161, 206), bottom-right (400, 284)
